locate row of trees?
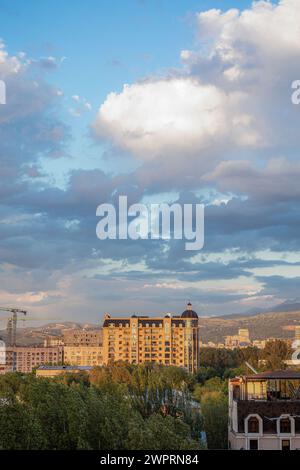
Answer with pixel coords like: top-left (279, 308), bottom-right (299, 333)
top-left (199, 339), bottom-right (290, 378)
top-left (0, 364), bottom-right (202, 450)
top-left (0, 340), bottom-right (290, 450)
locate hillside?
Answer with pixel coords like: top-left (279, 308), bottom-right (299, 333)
top-left (199, 310), bottom-right (300, 343)
top-left (0, 321), bottom-right (101, 346)
top-left (1, 309), bottom-right (300, 346)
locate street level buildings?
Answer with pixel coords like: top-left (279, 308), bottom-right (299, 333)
top-left (102, 303), bottom-right (200, 373)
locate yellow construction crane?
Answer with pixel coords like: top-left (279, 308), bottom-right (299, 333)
top-left (0, 307), bottom-right (27, 346)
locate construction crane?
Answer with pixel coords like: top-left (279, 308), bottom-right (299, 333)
top-left (0, 307), bottom-right (27, 346)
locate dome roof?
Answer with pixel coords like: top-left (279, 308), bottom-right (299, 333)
top-left (181, 302), bottom-right (198, 319)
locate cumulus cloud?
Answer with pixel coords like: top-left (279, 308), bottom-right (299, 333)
top-left (195, 0), bottom-right (300, 70)
top-left (93, 0), bottom-right (300, 168)
top-left (92, 77), bottom-right (260, 159)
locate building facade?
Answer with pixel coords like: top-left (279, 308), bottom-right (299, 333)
top-left (43, 336), bottom-right (64, 347)
top-left (102, 303), bottom-right (200, 373)
top-left (229, 370), bottom-right (300, 450)
top-left (225, 328), bottom-right (251, 349)
top-left (63, 329), bottom-right (102, 346)
top-left (3, 346), bottom-right (63, 374)
top-left (63, 346), bottom-right (103, 367)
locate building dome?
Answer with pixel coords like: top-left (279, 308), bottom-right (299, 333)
top-left (181, 302), bottom-right (198, 319)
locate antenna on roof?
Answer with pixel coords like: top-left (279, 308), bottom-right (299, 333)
top-left (245, 361), bottom-right (258, 374)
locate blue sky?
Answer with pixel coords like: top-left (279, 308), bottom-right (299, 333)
top-left (0, 0), bottom-right (255, 176)
top-left (0, 0), bottom-right (299, 325)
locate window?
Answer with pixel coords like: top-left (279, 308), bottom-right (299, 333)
top-left (249, 439), bottom-right (258, 450)
top-left (280, 418), bottom-right (291, 434)
top-left (248, 417), bottom-right (259, 434)
top-left (282, 439), bottom-right (290, 451)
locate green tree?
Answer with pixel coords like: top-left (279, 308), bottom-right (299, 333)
top-left (126, 413), bottom-right (200, 450)
top-left (193, 377), bottom-right (227, 402)
top-left (262, 340), bottom-right (289, 370)
top-left (201, 391), bottom-right (228, 449)
top-left (0, 402), bottom-right (44, 449)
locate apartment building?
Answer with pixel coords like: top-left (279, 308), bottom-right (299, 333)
top-left (43, 336), bottom-right (64, 347)
top-left (102, 303), bottom-right (200, 373)
top-left (63, 329), bottom-right (102, 346)
top-left (64, 345), bottom-right (103, 367)
top-left (4, 346), bottom-right (63, 373)
top-left (225, 328), bottom-right (251, 349)
top-left (229, 370), bottom-right (300, 450)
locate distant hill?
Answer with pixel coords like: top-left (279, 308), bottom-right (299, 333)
top-left (221, 300), bottom-right (300, 319)
top-left (2, 304), bottom-right (300, 347)
top-left (0, 321), bottom-right (101, 346)
top-left (199, 310), bottom-right (300, 343)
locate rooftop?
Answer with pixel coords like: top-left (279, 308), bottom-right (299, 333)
top-left (37, 365), bottom-right (92, 371)
top-left (181, 302), bottom-right (198, 319)
top-left (231, 370), bottom-right (300, 382)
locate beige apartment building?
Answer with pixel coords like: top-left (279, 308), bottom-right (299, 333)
top-left (225, 328), bottom-right (251, 349)
top-left (102, 303), bottom-right (200, 373)
top-left (43, 336), bottom-right (64, 347)
top-left (229, 370), bottom-right (300, 450)
top-left (64, 346), bottom-right (103, 367)
top-left (3, 346), bottom-right (63, 374)
top-left (63, 329), bottom-right (102, 346)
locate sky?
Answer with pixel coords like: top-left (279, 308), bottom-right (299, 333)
top-left (0, 0), bottom-right (300, 326)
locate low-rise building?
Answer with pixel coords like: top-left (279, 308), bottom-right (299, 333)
top-left (252, 339), bottom-right (267, 349)
top-left (36, 365), bottom-right (92, 378)
top-left (229, 370), bottom-right (300, 450)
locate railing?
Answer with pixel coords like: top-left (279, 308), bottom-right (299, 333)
top-left (246, 394), bottom-right (267, 400)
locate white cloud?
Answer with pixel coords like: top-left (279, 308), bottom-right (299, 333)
top-left (92, 0), bottom-right (300, 164)
top-left (69, 94), bottom-right (92, 117)
top-left (197, 1), bottom-right (300, 61)
top-left (92, 77), bottom-right (260, 159)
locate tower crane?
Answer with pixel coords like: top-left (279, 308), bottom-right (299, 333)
top-left (0, 307), bottom-right (27, 346)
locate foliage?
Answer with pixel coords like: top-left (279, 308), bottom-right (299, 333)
top-left (200, 391), bottom-right (228, 449)
top-left (0, 364), bottom-right (201, 450)
top-left (260, 339), bottom-right (290, 370)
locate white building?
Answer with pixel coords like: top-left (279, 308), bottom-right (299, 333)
top-left (229, 370), bottom-right (300, 450)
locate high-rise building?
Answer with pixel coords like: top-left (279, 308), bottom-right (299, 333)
top-left (102, 303), bottom-right (200, 373)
